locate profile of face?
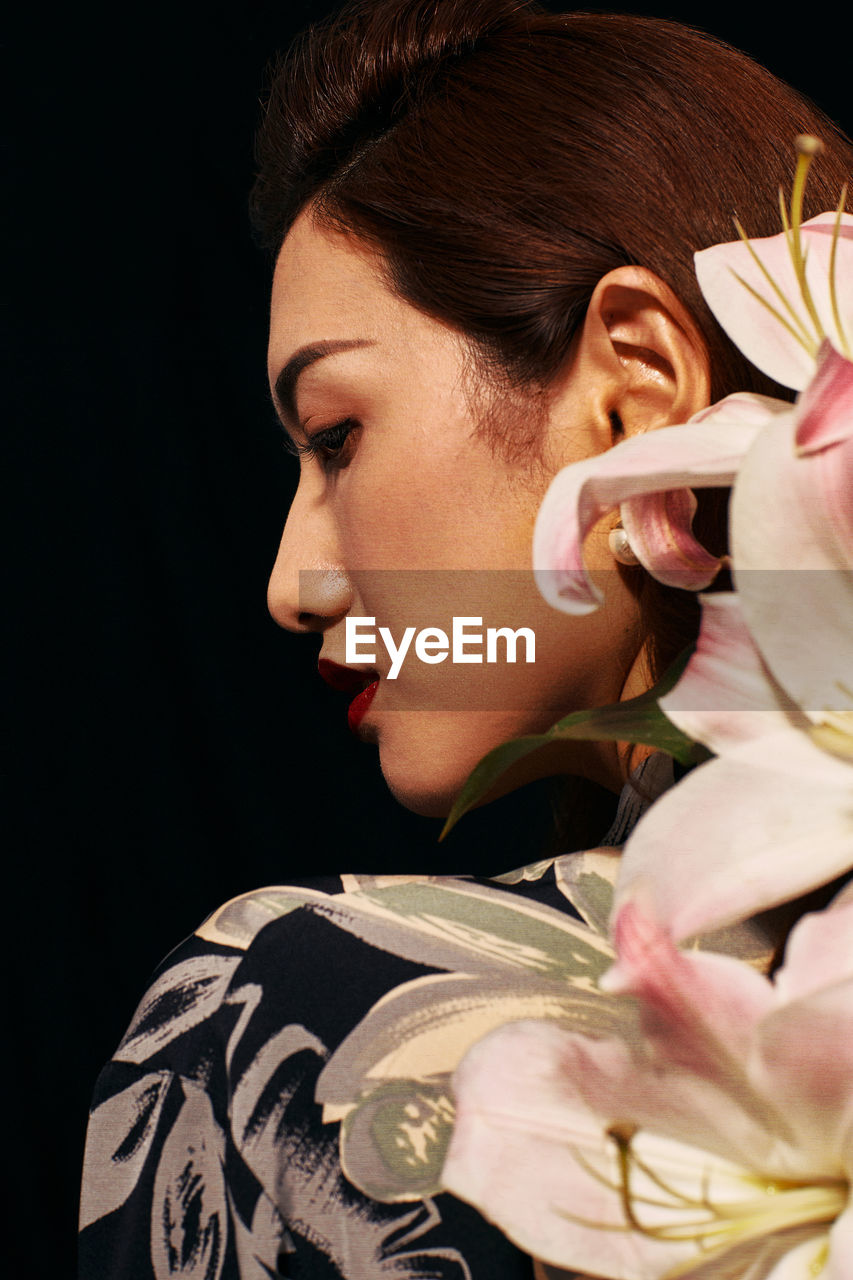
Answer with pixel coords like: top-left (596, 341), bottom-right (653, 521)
top-left (266, 211), bottom-right (710, 816)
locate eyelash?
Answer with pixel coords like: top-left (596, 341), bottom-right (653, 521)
top-left (283, 418), bottom-right (359, 467)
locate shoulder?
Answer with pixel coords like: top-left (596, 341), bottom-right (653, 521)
top-left (80, 858), bottom-right (634, 1279)
top-left (86, 866), bottom-right (595, 1131)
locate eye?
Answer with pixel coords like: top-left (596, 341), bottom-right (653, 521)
top-left (283, 418), bottom-right (360, 469)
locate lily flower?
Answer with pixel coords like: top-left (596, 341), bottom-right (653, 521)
top-left (443, 900), bottom-right (853, 1279)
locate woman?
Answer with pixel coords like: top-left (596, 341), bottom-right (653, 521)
top-left (78, 2), bottom-right (852, 1276)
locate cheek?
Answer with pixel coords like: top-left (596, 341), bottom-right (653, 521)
top-left (337, 450), bottom-right (470, 568)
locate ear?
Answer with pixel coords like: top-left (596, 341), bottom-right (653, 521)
top-left (551, 265), bottom-right (711, 450)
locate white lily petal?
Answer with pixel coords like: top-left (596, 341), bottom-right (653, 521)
top-left (615, 734), bottom-right (853, 941)
top-left (773, 901), bottom-right (853, 1004)
top-left (445, 1022), bottom-right (685, 1278)
top-left (733, 397), bottom-right (853, 719)
top-left (659, 593), bottom-right (802, 751)
top-left (603, 907), bottom-right (853, 1183)
top-left (695, 213), bottom-right (853, 390)
top-left (604, 903), bottom-right (775, 1065)
top-left (753, 977), bottom-right (853, 1168)
top-left (826, 1203), bottom-right (853, 1280)
top-left (752, 906), bottom-right (853, 1169)
top-left (764, 1234), bottom-right (832, 1280)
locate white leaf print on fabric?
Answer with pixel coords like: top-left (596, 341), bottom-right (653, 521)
top-left (321, 968), bottom-right (636, 1097)
top-left (79, 1071), bottom-right (172, 1230)
top-left (324, 880), bottom-right (616, 978)
top-left (229, 1024), bottom-right (472, 1277)
top-left (319, 971), bottom-right (639, 1202)
top-left (151, 1078), bottom-right (227, 1280)
top-left (222, 983), bottom-right (263, 1075)
top-left (274, 1137), bottom-right (473, 1280)
top-left (116, 955), bottom-right (241, 1064)
top-left (226, 1188), bottom-right (287, 1280)
top-left (230, 1024), bottom-right (328, 1158)
top-left (553, 849), bottom-right (621, 936)
top-left (196, 880), bottom-right (616, 979)
top-left (198, 887), bottom-right (337, 950)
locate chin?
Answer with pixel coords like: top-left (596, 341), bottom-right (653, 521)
top-left (373, 708), bottom-right (528, 819)
top-left (380, 764), bottom-right (458, 818)
top-left (376, 732), bottom-right (468, 818)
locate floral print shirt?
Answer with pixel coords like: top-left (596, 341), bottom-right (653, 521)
top-left (79, 760), bottom-right (689, 1279)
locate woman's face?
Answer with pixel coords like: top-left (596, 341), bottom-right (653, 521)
top-left (267, 212), bottom-right (644, 816)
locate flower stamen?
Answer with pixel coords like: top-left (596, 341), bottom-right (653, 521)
top-left (789, 136), bottom-right (828, 346)
top-left (728, 136), bottom-right (850, 368)
top-left (810, 708), bottom-right (853, 759)
top-left (829, 184), bottom-right (852, 357)
top-left (606, 1125), bottom-right (845, 1277)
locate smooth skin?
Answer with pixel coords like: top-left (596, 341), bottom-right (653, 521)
top-left (267, 211), bottom-right (710, 816)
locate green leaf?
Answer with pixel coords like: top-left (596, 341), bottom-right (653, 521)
top-left (441, 647), bottom-right (709, 839)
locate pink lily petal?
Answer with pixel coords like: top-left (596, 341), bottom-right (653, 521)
top-left (795, 342), bottom-right (853, 453)
top-left (732, 375), bottom-right (853, 717)
top-left (599, 907), bottom-right (841, 1178)
top-left (533, 396), bottom-right (778, 614)
top-left (445, 1020), bottom-right (683, 1277)
top-left (445, 1019), bottom-right (769, 1277)
top-left (754, 976), bottom-right (853, 1168)
top-left (604, 907), bottom-right (853, 1176)
top-left (614, 733), bottom-right (853, 941)
top-left (604, 902), bottom-right (774, 1066)
top-left (772, 900), bottom-right (853, 1004)
top-left (620, 488), bottom-right (722, 589)
top-left (659, 593), bottom-right (803, 751)
top-left (749, 903), bottom-right (853, 1168)
top-left (695, 213), bottom-right (853, 391)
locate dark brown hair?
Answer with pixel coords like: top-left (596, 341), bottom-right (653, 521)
top-left (251, 0), bottom-right (852, 677)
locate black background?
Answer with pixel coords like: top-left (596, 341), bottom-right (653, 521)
top-left (9, 3), bottom-right (849, 1271)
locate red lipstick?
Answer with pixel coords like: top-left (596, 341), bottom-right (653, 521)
top-left (318, 659), bottom-right (379, 733)
top-left (346, 679), bottom-right (379, 732)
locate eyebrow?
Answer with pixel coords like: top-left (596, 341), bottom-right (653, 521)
top-left (272, 339), bottom-right (376, 424)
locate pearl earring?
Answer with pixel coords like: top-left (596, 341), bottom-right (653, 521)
top-left (608, 525), bottom-right (639, 566)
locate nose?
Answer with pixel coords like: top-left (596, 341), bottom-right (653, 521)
top-left (267, 474), bottom-right (352, 634)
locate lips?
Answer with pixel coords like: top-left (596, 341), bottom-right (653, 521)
top-left (318, 659), bottom-right (379, 733)
top-left (346, 679), bottom-right (379, 732)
